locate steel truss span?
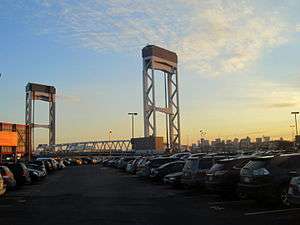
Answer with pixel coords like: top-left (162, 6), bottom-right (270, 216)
top-left (142, 45), bottom-right (181, 152)
top-left (37, 140), bottom-right (131, 153)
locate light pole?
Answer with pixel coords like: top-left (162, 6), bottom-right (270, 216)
top-left (291, 112), bottom-right (299, 136)
top-left (108, 130), bottom-right (112, 141)
top-left (128, 112), bottom-right (138, 139)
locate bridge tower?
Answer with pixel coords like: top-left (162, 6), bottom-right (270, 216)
top-left (142, 45), bottom-right (181, 152)
top-left (25, 83), bottom-right (56, 158)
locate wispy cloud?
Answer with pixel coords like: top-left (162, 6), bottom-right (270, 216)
top-left (9, 0), bottom-right (299, 75)
top-left (56, 93), bottom-right (80, 102)
top-left (220, 76), bottom-right (300, 108)
top-left (267, 102), bottom-right (298, 108)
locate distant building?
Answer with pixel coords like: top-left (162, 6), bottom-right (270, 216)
top-left (263, 136), bottom-right (271, 142)
top-left (256, 138), bottom-right (262, 143)
top-left (240, 136), bottom-right (251, 149)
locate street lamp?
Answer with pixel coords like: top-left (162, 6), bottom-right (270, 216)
top-left (291, 112), bottom-right (299, 136)
top-left (108, 130), bottom-right (112, 141)
top-left (128, 112), bottom-right (138, 139)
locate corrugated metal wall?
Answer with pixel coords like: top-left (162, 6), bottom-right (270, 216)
top-left (0, 122), bottom-right (28, 155)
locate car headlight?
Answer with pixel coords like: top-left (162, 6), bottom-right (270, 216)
top-left (33, 172), bottom-right (38, 176)
top-left (169, 177), bottom-right (176, 180)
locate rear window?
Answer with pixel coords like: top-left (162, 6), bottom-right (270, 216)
top-left (209, 163), bottom-right (224, 173)
top-left (183, 159), bottom-right (198, 172)
top-left (243, 160), bottom-right (269, 170)
top-left (198, 159), bottom-right (213, 169)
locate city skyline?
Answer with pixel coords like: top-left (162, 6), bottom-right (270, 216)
top-left (1, 1), bottom-right (300, 145)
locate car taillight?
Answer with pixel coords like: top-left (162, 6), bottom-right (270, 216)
top-left (253, 168), bottom-right (270, 176)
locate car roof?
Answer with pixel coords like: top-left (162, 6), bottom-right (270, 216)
top-left (159, 160), bottom-right (185, 167)
top-left (279, 153), bottom-right (300, 157)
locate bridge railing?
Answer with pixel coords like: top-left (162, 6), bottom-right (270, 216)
top-left (36, 140), bottom-right (132, 153)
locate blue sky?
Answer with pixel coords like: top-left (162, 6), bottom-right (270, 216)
top-left (0, 0), bottom-right (300, 145)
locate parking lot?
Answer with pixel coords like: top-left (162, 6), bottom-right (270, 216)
top-left (0, 164), bottom-right (299, 225)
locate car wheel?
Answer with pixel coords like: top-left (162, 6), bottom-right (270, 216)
top-left (280, 186), bottom-right (290, 207)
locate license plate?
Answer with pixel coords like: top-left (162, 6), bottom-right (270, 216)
top-left (244, 177), bottom-right (250, 183)
top-left (209, 176), bottom-right (213, 181)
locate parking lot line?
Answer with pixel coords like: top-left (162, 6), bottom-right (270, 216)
top-left (244, 208), bottom-right (300, 216)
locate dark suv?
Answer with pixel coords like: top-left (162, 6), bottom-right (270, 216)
top-left (137, 157), bottom-right (177, 178)
top-left (150, 161), bottom-right (186, 181)
top-left (206, 157), bottom-right (252, 197)
top-left (238, 154), bottom-right (300, 205)
top-left (182, 156), bottom-right (224, 188)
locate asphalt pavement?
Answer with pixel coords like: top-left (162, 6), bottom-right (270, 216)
top-left (1, 165), bottom-right (300, 225)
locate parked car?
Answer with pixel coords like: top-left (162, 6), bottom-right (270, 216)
top-left (0, 174), bottom-right (6, 196)
top-left (56, 159), bottom-right (66, 169)
top-left (118, 157), bottom-right (136, 170)
top-left (63, 158), bottom-right (71, 166)
top-left (126, 157), bottom-right (141, 174)
top-left (40, 159), bottom-right (53, 172)
top-left (37, 158), bottom-right (59, 171)
top-left (205, 157), bottom-right (252, 197)
top-left (105, 157), bottom-right (120, 168)
top-left (4, 162), bottom-right (31, 186)
top-left (27, 161), bottom-right (47, 176)
top-left (137, 157), bottom-right (177, 178)
top-left (182, 156), bottom-right (224, 188)
top-left (163, 171), bottom-right (183, 187)
top-left (26, 163), bottom-right (47, 178)
top-left (69, 158), bottom-right (82, 166)
top-left (238, 154), bottom-right (300, 206)
top-left (288, 176), bottom-right (300, 205)
top-left (0, 166), bottom-right (16, 190)
top-left (81, 158), bottom-right (90, 165)
top-left (150, 161), bottom-right (186, 181)
top-left (27, 168), bottom-right (44, 182)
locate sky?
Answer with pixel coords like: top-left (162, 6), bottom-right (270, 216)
top-left (0, 0), bottom-right (300, 145)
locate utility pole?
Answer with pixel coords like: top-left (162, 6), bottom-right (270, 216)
top-left (128, 112), bottom-right (138, 139)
